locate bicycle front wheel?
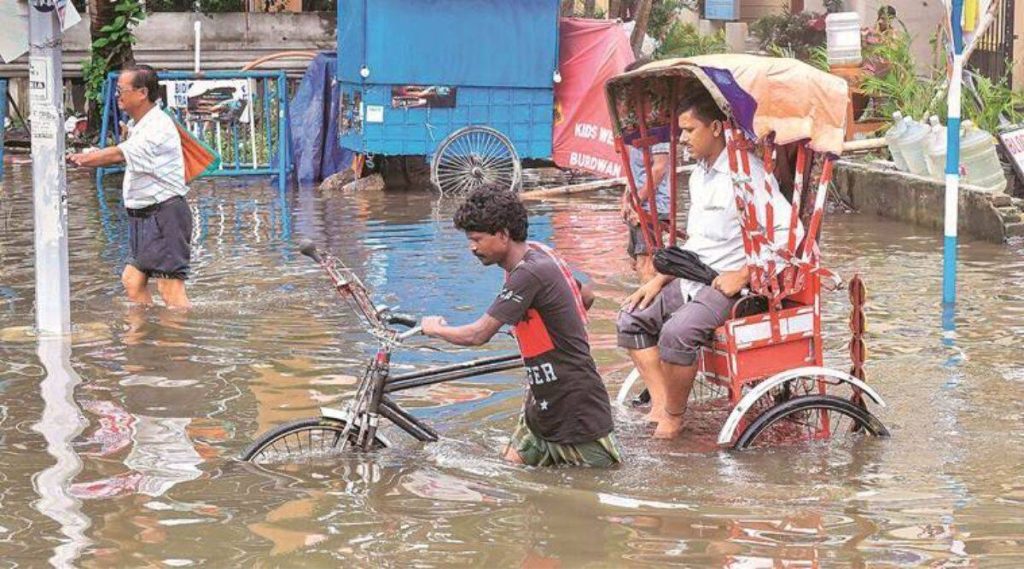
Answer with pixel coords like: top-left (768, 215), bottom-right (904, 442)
top-left (241, 417), bottom-right (387, 464)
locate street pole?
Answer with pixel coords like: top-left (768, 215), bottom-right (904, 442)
top-left (942, 0), bottom-right (964, 306)
top-left (28, 3), bottom-right (71, 336)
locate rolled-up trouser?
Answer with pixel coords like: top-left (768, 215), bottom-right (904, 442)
top-left (616, 281), bottom-right (737, 366)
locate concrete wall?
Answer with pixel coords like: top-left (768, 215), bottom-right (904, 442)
top-left (803, 0), bottom-right (945, 72)
top-left (0, 12), bottom-right (337, 78)
top-left (833, 160), bottom-right (1024, 242)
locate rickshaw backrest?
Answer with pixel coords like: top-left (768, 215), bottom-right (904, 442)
top-left (725, 127), bottom-right (837, 308)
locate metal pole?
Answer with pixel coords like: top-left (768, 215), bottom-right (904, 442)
top-left (194, 20), bottom-right (202, 73)
top-left (1, 79), bottom-right (7, 179)
top-left (28, 5), bottom-right (71, 335)
top-left (943, 0), bottom-right (965, 306)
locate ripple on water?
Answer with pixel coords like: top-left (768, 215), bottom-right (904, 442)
top-left (1, 168), bottom-right (1024, 564)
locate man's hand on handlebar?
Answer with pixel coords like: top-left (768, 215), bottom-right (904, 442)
top-left (420, 316), bottom-right (448, 338)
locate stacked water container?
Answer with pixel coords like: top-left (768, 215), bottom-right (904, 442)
top-left (884, 112), bottom-right (911, 171)
top-left (923, 116), bottom-right (947, 180)
top-left (960, 121), bottom-right (1007, 193)
top-left (894, 117), bottom-right (931, 176)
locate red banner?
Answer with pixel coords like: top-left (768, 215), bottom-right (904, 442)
top-left (552, 19), bottom-right (635, 178)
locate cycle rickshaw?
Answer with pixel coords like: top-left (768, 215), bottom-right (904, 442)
top-left (240, 55), bottom-right (890, 463)
top-left (607, 54), bottom-right (889, 448)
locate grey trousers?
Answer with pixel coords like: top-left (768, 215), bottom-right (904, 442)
top-left (616, 281), bottom-right (736, 366)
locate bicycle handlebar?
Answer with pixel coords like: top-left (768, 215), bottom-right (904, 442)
top-left (396, 325), bottom-right (423, 341)
top-left (298, 239), bottom-right (322, 263)
top-left (387, 313), bottom-right (418, 328)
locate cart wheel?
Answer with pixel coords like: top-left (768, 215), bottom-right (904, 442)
top-left (734, 395), bottom-right (889, 450)
top-left (431, 126), bottom-right (521, 195)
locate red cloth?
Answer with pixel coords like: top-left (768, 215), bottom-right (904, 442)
top-left (552, 19), bottom-right (635, 178)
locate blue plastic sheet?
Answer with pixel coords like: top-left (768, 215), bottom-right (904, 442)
top-left (290, 53), bottom-right (353, 183)
top-left (338, 0), bottom-right (560, 88)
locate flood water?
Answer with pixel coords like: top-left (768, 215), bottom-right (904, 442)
top-left (2, 161), bottom-right (1023, 567)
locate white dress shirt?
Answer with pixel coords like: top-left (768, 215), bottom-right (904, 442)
top-left (678, 148), bottom-right (804, 299)
top-left (118, 107), bottom-right (188, 209)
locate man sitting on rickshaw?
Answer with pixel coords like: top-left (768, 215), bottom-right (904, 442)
top-left (616, 89), bottom-right (803, 438)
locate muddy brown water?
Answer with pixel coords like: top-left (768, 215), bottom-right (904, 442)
top-left (1, 163), bottom-right (1023, 567)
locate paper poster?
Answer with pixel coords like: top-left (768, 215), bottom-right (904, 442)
top-left (391, 85), bottom-right (457, 109)
top-left (0, 0), bottom-right (82, 64)
top-left (160, 79), bottom-right (253, 123)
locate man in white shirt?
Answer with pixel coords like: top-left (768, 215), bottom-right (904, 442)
top-left (616, 92), bottom-right (801, 438)
top-left (70, 65), bottom-right (192, 309)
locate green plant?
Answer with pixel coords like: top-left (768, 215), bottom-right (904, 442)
top-left (80, 0), bottom-right (146, 104)
top-left (859, 30), bottom-right (942, 121)
top-left (655, 22), bottom-right (727, 58)
top-left (963, 71), bottom-right (1024, 133)
top-left (648, 0), bottom-right (700, 42)
top-left (751, 12), bottom-right (827, 62)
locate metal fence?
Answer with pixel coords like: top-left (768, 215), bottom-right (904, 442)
top-left (967, 0), bottom-right (1015, 84)
top-left (96, 69), bottom-right (292, 193)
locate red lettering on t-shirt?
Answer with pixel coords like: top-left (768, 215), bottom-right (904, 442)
top-left (514, 309), bottom-right (555, 358)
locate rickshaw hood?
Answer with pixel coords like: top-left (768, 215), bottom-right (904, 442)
top-left (606, 54), bottom-right (849, 155)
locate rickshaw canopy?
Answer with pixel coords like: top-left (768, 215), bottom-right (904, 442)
top-left (605, 54), bottom-right (850, 155)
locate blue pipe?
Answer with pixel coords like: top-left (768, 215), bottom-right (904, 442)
top-left (97, 75), bottom-right (113, 191)
top-left (277, 75), bottom-right (288, 195)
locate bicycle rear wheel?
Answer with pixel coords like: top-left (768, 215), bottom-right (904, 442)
top-left (241, 417), bottom-right (387, 464)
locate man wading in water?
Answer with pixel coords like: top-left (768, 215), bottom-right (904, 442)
top-left (69, 65), bottom-right (193, 309)
top-left (421, 186), bottom-right (621, 467)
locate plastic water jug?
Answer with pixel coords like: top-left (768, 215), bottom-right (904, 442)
top-left (923, 116), bottom-right (948, 180)
top-left (960, 121), bottom-right (1007, 193)
top-left (826, 12), bottom-right (863, 66)
top-left (894, 117), bottom-right (930, 176)
top-left (884, 112), bottom-right (911, 171)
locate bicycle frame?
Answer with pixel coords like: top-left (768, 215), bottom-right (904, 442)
top-left (298, 240), bottom-right (524, 450)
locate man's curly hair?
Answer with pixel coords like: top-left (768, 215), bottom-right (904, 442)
top-left (453, 185), bottom-right (528, 242)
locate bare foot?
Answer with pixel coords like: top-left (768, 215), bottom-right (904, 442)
top-left (652, 415), bottom-right (685, 438)
top-left (652, 411), bottom-right (685, 438)
top-left (643, 409), bottom-right (668, 425)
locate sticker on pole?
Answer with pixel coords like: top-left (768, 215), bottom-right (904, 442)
top-left (29, 56), bottom-right (53, 105)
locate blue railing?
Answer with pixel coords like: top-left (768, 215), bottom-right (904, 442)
top-left (96, 70), bottom-right (292, 193)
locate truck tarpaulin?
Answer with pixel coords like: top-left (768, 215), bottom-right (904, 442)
top-left (552, 19), bottom-right (635, 178)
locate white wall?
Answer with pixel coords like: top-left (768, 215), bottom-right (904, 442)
top-left (803, 0), bottom-right (946, 74)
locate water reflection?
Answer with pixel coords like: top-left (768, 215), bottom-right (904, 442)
top-left (32, 336), bottom-right (90, 567)
top-left (2, 163), bottom-right (1024, 565)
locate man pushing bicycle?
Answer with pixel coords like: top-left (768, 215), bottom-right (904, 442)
top-left (421, 186), bottom-right (621, 467)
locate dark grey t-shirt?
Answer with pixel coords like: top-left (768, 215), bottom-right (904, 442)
top-left (486, 249), bottom-right (614, 444)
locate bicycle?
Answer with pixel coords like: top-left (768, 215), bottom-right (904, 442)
top-left (240, 240), bottom-right (524, 464)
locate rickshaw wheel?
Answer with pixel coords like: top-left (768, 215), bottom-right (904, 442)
top-left (734, 395), bottom-right (889, 450)
top-left (431, 126), bottom-right (522, 195)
